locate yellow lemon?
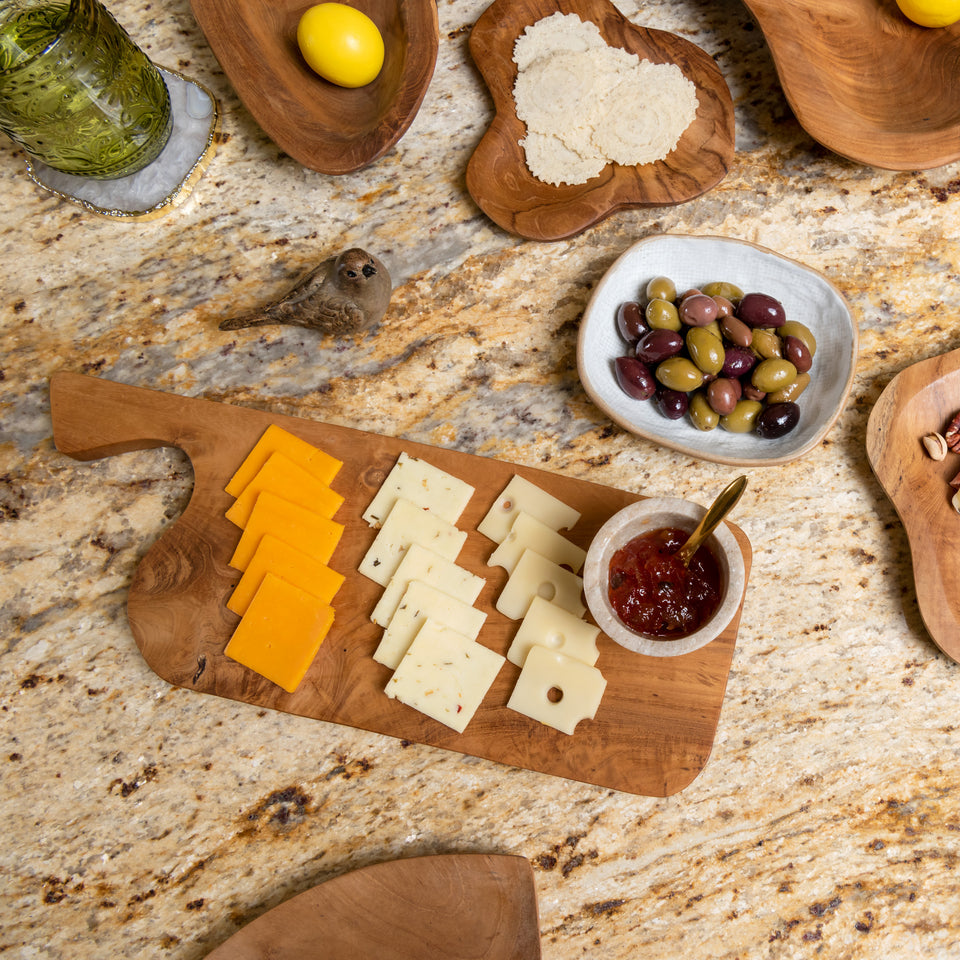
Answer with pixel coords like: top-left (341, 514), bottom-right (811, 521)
top-left (895, 0), bottom-right (960, 27)
top-left (297, 3), bottom-right (384, 88)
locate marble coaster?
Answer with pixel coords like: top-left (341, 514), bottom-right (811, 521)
top-left (25, 67), bottom-right (221, 221)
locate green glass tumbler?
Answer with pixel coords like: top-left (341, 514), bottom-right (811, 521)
top-left (0, 0), bottom-right (172, 179)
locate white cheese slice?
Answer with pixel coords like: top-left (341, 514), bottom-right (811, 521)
top-left (359, 497), bottom-right (467, 587)
top-left (477, 475), bottom-right (581, 543)
top-left (488, 510), bottom-right (586, 575)
top-left (506, 645), bottom-right (606, 735)
top-left (496, 548), bottom-right (585, 621)
top-left (374, 580), bottom-right (487, 670)
top-left (507, 595), bottom-right (600, 667)
top-left (362, 451), bottom-right (475, 527)
top-left (385, 620), bottom-right (505, 733)
top-left (370, 542), bottom-right (485, 628)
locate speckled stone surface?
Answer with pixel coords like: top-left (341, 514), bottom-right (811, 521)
top-left (4, 0), bottom-right (960, 957)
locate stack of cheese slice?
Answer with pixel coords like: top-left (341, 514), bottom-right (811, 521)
top-left (359, 453), bottom-right (505, 734)
top-left (479, 475), bottom-right (607, 735)
top-left (222, 424), bottom-right (346, 693)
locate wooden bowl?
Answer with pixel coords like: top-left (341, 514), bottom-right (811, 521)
top-left (577, 234), bottom-right (859, 467)
top-left (743, 0), bottom-right (960, 170)
top-left (465, 0), bottom-right (734, 241)
top-left (189, 0), bottom-right (439, 174)
top-left (866, 347), bottom-right (960, 661)
top-left (583, 497), bottom-right (746, 658)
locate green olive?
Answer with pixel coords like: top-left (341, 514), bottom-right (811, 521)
top-left (702, 320), bottom-right (724, 341)
top-left (750, 328), bottom-right (783, 360)
top-left (689, 391), bottom-right (719, 431)
top-left (686, 326), bottom-right (725, 375)
top-left (702, 281), bottom-right (744, 303)
top-left (645, 298), bottom-right (682, 331)
top-left (720, 399), bottom-right (764, 433)
top-left (655, 356), bottom-right (704, 392)
top-left (645, 275), bottom-right (677, 303)
top-left (779, 320), bottom-right (817, 358)
top-left (751, 358), bottom-right (797, 393)
top-left (768, 371), bottom-right (811, 403)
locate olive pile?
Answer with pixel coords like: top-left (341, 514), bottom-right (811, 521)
top-left (613, 276), bottom-right (817, 439)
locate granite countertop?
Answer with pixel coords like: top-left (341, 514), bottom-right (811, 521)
top-left (4, 0), bottom-right (960, 957)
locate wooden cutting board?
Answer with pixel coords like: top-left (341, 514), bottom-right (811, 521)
top-left (204, 854), bottom-right (540, 959)
top-left (49, 372), bottom-right (752, 797)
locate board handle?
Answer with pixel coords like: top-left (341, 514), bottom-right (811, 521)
top-left (50, 371), bottom-right (208, 461)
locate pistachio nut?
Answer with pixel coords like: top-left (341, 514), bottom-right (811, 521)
top-left (922, 433), bottom-right (948, 460)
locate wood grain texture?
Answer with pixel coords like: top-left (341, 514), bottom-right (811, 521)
top-left (188, 0), bottom-right (438, 174)
top-left (742, 0), bottom-right (960, 170)
top-left (49, 372), bottom-right (752, 797)
top-left (204, 854), bottom-right (540, 959)
top-left (866, 347), bottom-right (960, 660)
top-left (465, 0), bottom-right (734, 241)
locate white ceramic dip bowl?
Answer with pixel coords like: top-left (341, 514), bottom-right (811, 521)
top-left (583, 497), bottom-right (745, 657)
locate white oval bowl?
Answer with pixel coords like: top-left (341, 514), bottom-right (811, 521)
top-left (577, 234), bottom-right (858, 466)
top-left (583, 497), bottom-right (745, 657)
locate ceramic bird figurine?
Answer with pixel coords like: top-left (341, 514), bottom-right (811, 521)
top-left (219, 248), bottom-right (392, 336)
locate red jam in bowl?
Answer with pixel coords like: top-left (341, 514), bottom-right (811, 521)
top-left (607, 526), bottom-right (722, 639)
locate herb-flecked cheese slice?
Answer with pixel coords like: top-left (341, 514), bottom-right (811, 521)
top-left (362, 451), bottom-right (474, 527)
top-left (385, 620), bottom-right (505, 733)
top-left (358, 497), bottom-right (467, 587)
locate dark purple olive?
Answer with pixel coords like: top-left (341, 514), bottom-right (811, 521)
top-left (737, 292), bottom-right (786, 328)
top-left (655, 387), bottom-right (689, 420)
top-left (756, 401), bottom-right (800, 438)
top-left (722, 344), bottom-right (757, 378)
top-left (635, 328), bottom-right (684, 365)
top-left (616, 301), bottom-right (646, 342)
top-left (782, 334), bottom-right (813, 373)
top-left (614, 357), bottom-right (656, 400)
top-left (679, 293), bottom-right (719, 327)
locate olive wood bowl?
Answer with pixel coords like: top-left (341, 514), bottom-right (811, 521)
top-left (465, 0), bottom-right (735, 241)
top-left (189, 0), bottom-right (439, 174)
top-left (866, 346), bottom-right (960, 661)
top-left (742, 0), bottom-right (960, 170)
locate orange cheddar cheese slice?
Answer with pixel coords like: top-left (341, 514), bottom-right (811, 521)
top-left (230, 490), bottom-right (344, 571)
top-left (227, 533), bottom-right (345, 617)
top-left (224, 572), bottom-right (334, 693)
top-left (225, 451), bottom-right (345, 529)
top-left (226, 424), bottom-right (342, 498)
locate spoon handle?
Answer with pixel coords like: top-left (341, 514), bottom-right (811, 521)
top-left (677, 475), bottom-right (748, 567)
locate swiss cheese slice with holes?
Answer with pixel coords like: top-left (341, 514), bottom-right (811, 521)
top-left (359, 497), bottom-right (467, 587)
top-left (362, 452), bottom-right (475, 528)
top-left (385, 620), bottom-right (505, 733)
top-left (495, 548), bottom-right (585, 621)
top-left (506, 595), bottom-right (600, 668)
top-left (374, 580), bottom-right (487, 670)
top-left (488, 510), bottom-right (586, 574)
top-left (371, 542), bottom-right (484, 628)
top-left (477, 475), bottom-right (581, 543)
top-left (506, 645), bottom-right (606, 735)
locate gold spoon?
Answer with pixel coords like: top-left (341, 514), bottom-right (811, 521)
top-left (676, 475), bottom-right (748, 568)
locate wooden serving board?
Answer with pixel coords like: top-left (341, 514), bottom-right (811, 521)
top-left (49, 372), bottom-right (752, 797)
top-left (866, 347), bottom-right (960, 661)
top-left (204, 854), bottom-right (540, 960)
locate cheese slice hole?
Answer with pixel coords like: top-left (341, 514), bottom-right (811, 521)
top-left (538, 582), bottom-right (556, 602)
top-left (545, 630), bottom-right (564, 650)
top-left (547, 686), bottom-right (563, 703)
